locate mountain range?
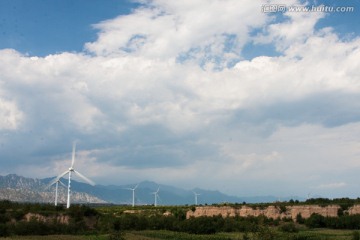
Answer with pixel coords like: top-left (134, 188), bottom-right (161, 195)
top-left (0, 174), bottom-right (298, 205)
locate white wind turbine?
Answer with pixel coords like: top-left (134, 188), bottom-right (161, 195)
top-left (47, 178), bottom-right (67, 206)
top-left (126, 184), bottom-right (139, 207)
top-left (193, 191), bottom-right (201, 205)
top-left (151, 187), bottom-right (160, 207)
top-left (49, 142), bottom-right (95, 208)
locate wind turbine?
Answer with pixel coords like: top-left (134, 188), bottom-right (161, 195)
top-left (151, 187), bottom-right (160, 207)
top-left (49, 142), bottom-right (95, 208)
top-left (193, 191), bottom-right (201, 205)
top-left (47, 178), bottom-right (67, 206)
top-left (126, 184), bottom-right (139, 207)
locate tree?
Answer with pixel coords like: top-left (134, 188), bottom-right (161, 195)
top-left (305, 213), bottom-right (326, 228)
top-left (279, 222), bottom-right (299, 233)
top-left (296, 213), bottom-right (305, 224)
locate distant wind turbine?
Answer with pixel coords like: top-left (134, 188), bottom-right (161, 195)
top-left (49, 142), bottom-right (95, 208)
top-left (151, 187), bottom-right (160, 207)
top-left (126, 184), bottom-right (139, 207)
top-left (47, 178), bottom-right (67, 206)
top-left (193, 191), bottom-right (201, 205)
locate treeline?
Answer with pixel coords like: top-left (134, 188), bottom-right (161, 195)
top-left (304, 197), bottom-right (360, 209)
top-left (104, 214), bottom-right (278, 234)
top-left (305, 213), bottom-right (360, 229)
top-left (220, 197), bottom-right (360, 210)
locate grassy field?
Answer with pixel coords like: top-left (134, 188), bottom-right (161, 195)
top-left (298, 229), bottom-right (355, 239)
top-left (130, 229), bottom-right (356, 240)
top-left (0, 236), bottom-right (96, 240)
top-left (0, 229), bottom-right (358, 240)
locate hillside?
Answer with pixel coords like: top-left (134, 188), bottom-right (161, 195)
top-left (0, 174), bottom-right (105, 204)
top-left (0, 174), bottom-right (296, 205)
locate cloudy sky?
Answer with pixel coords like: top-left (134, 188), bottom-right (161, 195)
top-left (0, 0), bottom-right (360, 199)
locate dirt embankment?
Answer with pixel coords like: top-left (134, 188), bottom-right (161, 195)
top-left (348, 205), bottom-right (360, 215)
top-left (24, 213), bottom-right (70, 224)
top-left (186, 205), bottom-right (360, 220)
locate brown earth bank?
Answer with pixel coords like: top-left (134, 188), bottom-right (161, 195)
top-left (24, 213), bottom-right (70, 224)
top-left (23, 212), bottom-right (98, 229)
top-left (186, 205), bottom-right (360, 220)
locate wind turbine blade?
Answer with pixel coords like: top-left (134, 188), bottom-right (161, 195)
top-left (57, 170), bottom-right (70, 179)
top-left (73, 170), bottom-right (95, 186)
top-left (134, 184), bottom-right (139, 190)
top-left (71, 142), bottom-right (76, 168)
top-left (58, 180), bottom-right (67, 188)
top-left (46, 177), bottom-right (58, 189)
top-left (46, 171), bottom-right (69, 189)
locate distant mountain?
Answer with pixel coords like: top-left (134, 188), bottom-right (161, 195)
top-left (0, 174), bottom-right (300, 205)
top-left (0, 174), bottom-right (105, 204)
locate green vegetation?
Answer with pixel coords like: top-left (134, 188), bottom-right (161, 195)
top-left (2, 199), bottom-right (360, 239)
top-left (214, 197), bottom-right (360, 210)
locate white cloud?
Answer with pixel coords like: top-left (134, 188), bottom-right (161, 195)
top-left (0, 50), bottom-right (106, 133)
top-left (85, 0), bottom-right (267, 67)
top-left (255, 0), bottom-right (326, 51)
top-left (0, 98), bottom-right (23, 130)
top-left (1, 0), bottom-right (360, 198)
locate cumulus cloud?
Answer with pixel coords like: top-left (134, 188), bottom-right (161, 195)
top-left (0, 0), bottom-right (360, 197)
top-left (0, 98), bottom-right (23, 130)
top-left (255, 2), bottom-right (326, 51)
top-left (85, 0), bottom-right (267, 67)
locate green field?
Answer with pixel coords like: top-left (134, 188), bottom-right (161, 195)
top-left (0, 229), bottom-right (358, 240)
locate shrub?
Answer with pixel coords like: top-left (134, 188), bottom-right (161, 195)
top-left (242, 232), bottom-right (250, 240)
top-left (255, 226), bottom-right (277, 240)
top-left (181, 216), bottom-right (218, 234)
top-left (305, 213), bottom-right (326, 228)
top-left (296, 213), bottom-right (305, 224)
top-left (279, 222), bottom-right (299, 233)
top-left (279, 205), bottom-right (287, 213)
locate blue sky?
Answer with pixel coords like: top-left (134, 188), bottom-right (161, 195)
top-left (0, 0), bottom-right (360, 200)
top-left (0, 0), bottom-right (139, 55)
top-left (1, 0), bottom-right (359, 58)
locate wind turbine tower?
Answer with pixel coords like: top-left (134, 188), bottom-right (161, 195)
top-left (193, 191), bottom-right (201, 205)
top-left (126, 184), bottom-right (139, 207)
top-left (49, 142), bottom-right (95, 208)
top-left (47, 179), bottom-right (66, 206)
top-left (152, 187), bottom-right (160, 207)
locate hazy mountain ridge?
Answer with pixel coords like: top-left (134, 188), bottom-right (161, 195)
top-left (0, 174), bottom-right (296, 205)
top-left (0, 174), bottom-right (105, 204)
top-left (0, 174), bottom-right (44, 190)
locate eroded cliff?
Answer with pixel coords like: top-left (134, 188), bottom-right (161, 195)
top-left (186, 204), bottom-right (347, 220)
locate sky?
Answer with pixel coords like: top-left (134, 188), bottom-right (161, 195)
top-left (0, 0), bottom-right (360, 200)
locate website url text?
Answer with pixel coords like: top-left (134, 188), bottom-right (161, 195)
top-left (261, 4), bottom-right (355, 13)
